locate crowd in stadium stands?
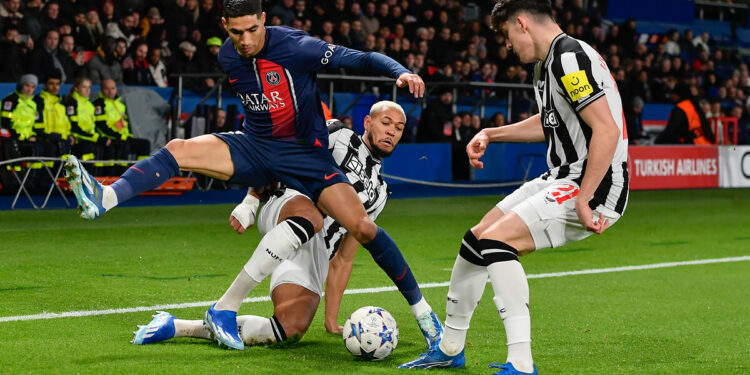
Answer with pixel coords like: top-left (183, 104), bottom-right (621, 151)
top-left (1, 0), bottom-right (750, 176)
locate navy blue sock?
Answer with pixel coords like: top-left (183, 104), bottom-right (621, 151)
top-left (111, 148), bottom-right (180, 204)
top-left (362, 227), bottom-right (423, 305)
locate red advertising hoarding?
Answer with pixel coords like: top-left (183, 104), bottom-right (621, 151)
top-left (628, 146), bottom-right (719, 190)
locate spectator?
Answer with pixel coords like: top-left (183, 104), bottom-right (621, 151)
top-left (664, 29), bottom-right (680, 57)
top-left (625, 96), bottom-right (646, 145)
top-left (738, 98), bottom-right (750, 145)
top-left (99, 0), bottom-right (116, 28)
top-left (451, 111), bottom-right (472, 180)
top-left (0, 25), bottom-right (31, 82)
top-left (38, 1), bottom-right (60, 38)
top-left (169, 41), bottom-right (204, 91)
top-left (147, 47), bottom-right (168, 88)
top-left (196, 0), bottom-right (222, 38)
top-left (165, 0), bottom-right (195, 40)
top-left (360, 2), bottom-right (379, 36)
top-left (104, 9), bottom-right (138, 48)
top-left (200, 36), bottom-right (224, 88)
top-left (22, 0), bottom-right (43, 41)
top-left (488, 112), bottom-right (506, 127)
top-left (57, 33), bottom-right (86, 83)
top-left (71, 10), bottom-right (96, 51)
top-left (122, 40), bottom-right (155, 86)
top-left (30, 29), bottom-right (64, 83)
top-left (0, 0), bottom-right (26, 36)
top-left (693, 31), bottom-right (710, 54)
top-left (417, 88), bottom-right (453, 143)
top-left (656, 85), bottom-right (714, 144)
top-left (269, 0), bottom-right (295, 26)
top-left (87, 36), bottom-right (124, 84)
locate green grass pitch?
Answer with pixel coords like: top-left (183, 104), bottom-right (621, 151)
top-left (1, 189), bottom-right (749, 374)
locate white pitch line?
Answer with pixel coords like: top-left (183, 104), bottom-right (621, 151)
top-left (1, 255), bottom-right (748, 323)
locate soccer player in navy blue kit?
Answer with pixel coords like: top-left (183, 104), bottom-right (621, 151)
top-left (64, 0), bottom-right (442, 353)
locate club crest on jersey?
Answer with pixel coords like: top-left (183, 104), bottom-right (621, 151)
top-left (544, 108), bottom-right (559, 128)
top-left (265, 71), bottom-right (281, 86)
top-left (561, 70), bottom-right (593, 102)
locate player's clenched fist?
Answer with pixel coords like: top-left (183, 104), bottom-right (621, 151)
top-left (396, 73), bottom-right (425, 98)
top-left (466, 130), bottom-right (489, 169)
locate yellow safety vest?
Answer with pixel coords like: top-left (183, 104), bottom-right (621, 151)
top-left (1, 91), bottom-right (39, 141)
top-left (39, 90), bottom-right (71, 139)
top-left (67, 91), bottom-right (98, 142)
top-left (94, 94), bottom-right (131, 140)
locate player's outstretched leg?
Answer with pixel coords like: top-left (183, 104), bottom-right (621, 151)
top-left (205, 214), bottom-right (318, 350)
top-left (399, 230), bottom-right (486, 369)
top-left (131, 311), bottom-right (176, 345)
top-left (64, 155), bottom-right (108, 219)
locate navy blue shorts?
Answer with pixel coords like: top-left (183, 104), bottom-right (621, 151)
top-left (213, 132), bottom-right (349, 202)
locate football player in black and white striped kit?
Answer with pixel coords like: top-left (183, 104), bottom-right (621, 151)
top-left (401, 1), bottom-right (628, 374)
top-left (132, 101), bottom-right (444, 354)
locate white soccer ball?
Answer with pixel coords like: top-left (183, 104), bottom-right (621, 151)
top-left (342, 306), bottom-right (399, 361)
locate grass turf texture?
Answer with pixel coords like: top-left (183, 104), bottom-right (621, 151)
top-left (1, 189), bottom-right (749, 374)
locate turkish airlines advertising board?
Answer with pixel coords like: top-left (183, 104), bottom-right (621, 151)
top-left (628, 146), bottom-right (719, 190)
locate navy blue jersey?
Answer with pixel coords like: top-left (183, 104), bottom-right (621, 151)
top-left (218, 26), bottom-right (409, 147)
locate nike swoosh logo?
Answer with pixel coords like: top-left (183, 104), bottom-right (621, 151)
top-left (324, 173), bottom-right (339, 180)
top-left (229, 78), bottom-right (239, 84)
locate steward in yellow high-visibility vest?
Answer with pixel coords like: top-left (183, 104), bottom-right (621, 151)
top-left (63, 77), bottom-right (101, 170)
top-left (38, 72), bottom-right (73, 158)
top-left (92, 79), bottom-right (151, 174)
top-left (0, 74), bottom-right (55, 189)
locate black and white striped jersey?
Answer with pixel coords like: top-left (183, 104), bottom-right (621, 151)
top-left (322, 126), bottom-right (389, 257)
top-left (533, 33), bottom-right (629, 215)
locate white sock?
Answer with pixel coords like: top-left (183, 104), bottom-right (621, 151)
top-left (173, 319), bottom-right (212, 339)
top-left (410, 297), bottom-right (431, 319)
top-left (439, 256), bottom-right (488, 356)
top-left (214, 269), bottom-right (258, 312)
top-left (215, 218), bottom-right (311, 312)
top-left (238, 315), bottom-right (280, 346)
top-left (487, 261), bottom-right (534, 373)
top-left (102, 185), bottom-right (117, 211)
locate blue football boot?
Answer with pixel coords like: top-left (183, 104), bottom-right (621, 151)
top-left (416, 310), bottom-right (444, 350)
top-left (131, 311), bottom-right (176, 345)
top-left (398, 347), bottom-right (465, 369)
top-left (64, 155), bottom-right (106, 220)
top-left (204, 304), bottom-right (244, 350)
top-left (489, 362), bottom-right (539, 375)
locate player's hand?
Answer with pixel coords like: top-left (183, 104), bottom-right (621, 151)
top-left (229, 194), bottom-right (260, 234)
top-left (325, 320), bottom-right (344, 335)
top-left (575, 198), bottom-right (609, 234)
top-left (396, 73), bottom-right (425, 98)
top-left (467, 130), bottom-right (489, 169)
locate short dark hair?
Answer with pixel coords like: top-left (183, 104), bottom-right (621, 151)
top-left (223, 0), bottom-right (262, 19)
top-left (490, 0), bottom-right (554, 31)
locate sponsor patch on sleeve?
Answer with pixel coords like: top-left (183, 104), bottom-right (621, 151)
top-left (561, 70), bottom-right (593, 102)
top-left (3, 101), bottom-right (12, 111)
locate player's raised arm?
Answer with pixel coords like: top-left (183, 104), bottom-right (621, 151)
top-left (293, 35), bottom-right (424, 98)
top-left (466, 114), bottom-right (545, 169)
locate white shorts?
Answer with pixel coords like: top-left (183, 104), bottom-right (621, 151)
top-left (496, 177), bottom-right (621, 250)
top-left (257, 189), bottom-right (330, 297)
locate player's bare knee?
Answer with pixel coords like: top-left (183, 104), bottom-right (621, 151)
top-left (298, 208), bottom-right (323, 233)
top-left (164, 139), bottom-right (187, 162)
top-left (350, 217), bottom-right (377, 243)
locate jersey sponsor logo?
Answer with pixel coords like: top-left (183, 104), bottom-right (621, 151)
top-left (561, 70), bottom-right (593, 102)
top-left (265, 71), bottom-right (281, 85)
top-left (320, 44), bottom-right (337, 65)
top-left (2, 101), bottom-right (11, 111)
top-left (236, 91), bottom-right (287, 111)
top-left (344, 152), bottom-right (377, 205)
